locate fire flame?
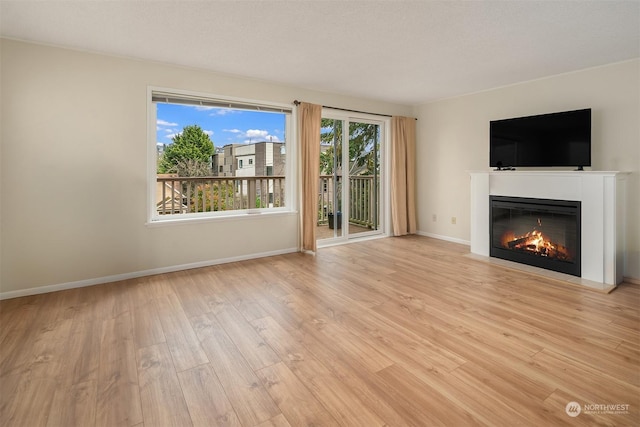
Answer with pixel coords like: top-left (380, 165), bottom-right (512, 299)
top-left (501, 220), bottom-right (573, 262)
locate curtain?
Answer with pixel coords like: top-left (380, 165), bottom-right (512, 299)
top-left (298, 102), bottom-right (322, 252)
top-left (391, 116), bottom-right (417, 236)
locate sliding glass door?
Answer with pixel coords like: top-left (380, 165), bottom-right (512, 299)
top-left (317, 112), bottom-right (385, 244)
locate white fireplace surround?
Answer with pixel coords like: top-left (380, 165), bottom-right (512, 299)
top-left (469, 171), bottom-right (628, 290)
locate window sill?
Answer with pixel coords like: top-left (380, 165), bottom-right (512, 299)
top-left (146, 210), bottom-right (298, 228)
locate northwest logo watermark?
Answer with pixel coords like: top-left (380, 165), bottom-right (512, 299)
top-left (565, 402), bottom-right (581, 417)
top-left (565, 401), bottom-right (630, 417)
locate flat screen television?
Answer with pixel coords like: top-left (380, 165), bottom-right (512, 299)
top-left (490, 108), bottom-right (591, 169)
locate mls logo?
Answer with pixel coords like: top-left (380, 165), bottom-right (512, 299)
top-left (565, 401), bottom-right (582, 417)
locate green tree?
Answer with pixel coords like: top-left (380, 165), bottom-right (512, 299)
top-left (319, 119), bottom-right (379, 176)
top-left (158, 125), bottom-right (214, 175)
top-left (190, 181), bottom-right (235, 212)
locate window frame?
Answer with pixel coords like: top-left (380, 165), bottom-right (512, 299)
top-left (147, 86), bottom-right (296, 226)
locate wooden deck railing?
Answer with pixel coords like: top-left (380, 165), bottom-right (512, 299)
top-left (349, 175), bottom-right (378, 227)
top-left (157, 175), bottom-right (378, 228)
top-left (156, 176), bottom-right (285, 215)
top-left (318, 174), bottom-right (378, 229)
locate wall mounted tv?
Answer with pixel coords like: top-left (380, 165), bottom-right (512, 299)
top-left (490, 108), bottom-right (591, 170)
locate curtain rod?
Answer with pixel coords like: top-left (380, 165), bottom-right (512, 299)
top-left (293, 100), bottom-right (416, 120)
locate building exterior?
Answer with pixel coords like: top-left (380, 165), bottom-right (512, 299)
top-left (213, 141), bottom-right (285, 178)
top-left (208, 141), bottom-right (286, 208)
top-left (211, 146), bottom-right (225, 176)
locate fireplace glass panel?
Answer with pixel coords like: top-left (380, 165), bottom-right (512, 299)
top-left (490, 196), bottom-right (581, 276)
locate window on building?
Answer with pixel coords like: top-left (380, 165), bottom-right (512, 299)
top-left (149, 88), bottom-right (292, 222)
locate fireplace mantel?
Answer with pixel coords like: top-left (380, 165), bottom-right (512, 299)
top-left (469, 171), bottom-right (628, 289)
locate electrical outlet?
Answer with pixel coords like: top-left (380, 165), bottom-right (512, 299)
top-left (432, 214), bottom-right (437, 222)
top-left (451, 216), bottom-right (457, 225)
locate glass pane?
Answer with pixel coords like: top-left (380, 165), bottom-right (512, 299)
top-left (318, 118), bottom-right (343, 239)
top-left (155, 100), bottom-right (287, 217)
top-left (348, 122), bottom-right (380, 235)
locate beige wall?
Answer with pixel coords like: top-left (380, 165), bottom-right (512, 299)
top-left (0, 39), bottom-right (413, 296)
top-left (416, 59), bottom-right (640, 280)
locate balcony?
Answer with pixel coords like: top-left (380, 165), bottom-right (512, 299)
top-left (156, 175), bottom-right (378, 237)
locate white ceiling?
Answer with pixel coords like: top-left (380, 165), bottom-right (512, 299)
top-left (1, 1), bottom-right (638, 105)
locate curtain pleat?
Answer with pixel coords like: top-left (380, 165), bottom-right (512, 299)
top-left (391, 116), bottom-right (417, 236)
top-left (298, 102), bottom-right (322, 252)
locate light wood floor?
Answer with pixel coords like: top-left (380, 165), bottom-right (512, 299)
top-left (1, 236), bottom-right (638, 426)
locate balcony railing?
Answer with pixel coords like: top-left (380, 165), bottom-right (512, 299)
top-left (156, 175), bottom-right (285, 215)
top-left (318, 174), bottom-right (378, 229)
top-left (157, 175), bottom-right (378, 229)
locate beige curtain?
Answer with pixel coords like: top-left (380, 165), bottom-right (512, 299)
top-left (391, 116), bottom-right (417, 236)
top-left (298, 102), bottom-right (322, 252)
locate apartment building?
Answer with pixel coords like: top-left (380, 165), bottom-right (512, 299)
top-left (213, 141), bottom-right (285, 178)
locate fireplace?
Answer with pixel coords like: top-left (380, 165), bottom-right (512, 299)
top-left (490, 196), bottom-right (581, 277)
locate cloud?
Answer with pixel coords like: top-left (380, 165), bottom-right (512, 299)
top-left (222, 128), bottom-right (281, 143)
top-left (210, 109), bottom-right (238, 116)
top-left (243, 129), bottom-right (280, 143)
top-left (246, 129), bottom-right (269, 139)
top-left (157, 119), bottom-right (178, 127)
top-left (204, 130), bottom-right (214, 136)
top-left (181, 105), bottom-right (237, 116)
top-left (194, 106), bottom-right (217, 112)
top-left (165, 132), bottom-right (181, 140)
top-left (263, 135), bottom-right (281, 142)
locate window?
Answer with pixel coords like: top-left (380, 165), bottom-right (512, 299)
top-left (148, 88), bottom-right (293, 222)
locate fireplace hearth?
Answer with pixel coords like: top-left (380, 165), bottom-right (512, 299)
top-left (490, 196), bottom-right (581, 277)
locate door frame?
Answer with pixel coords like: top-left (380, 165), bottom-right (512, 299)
top-left (317, 109), bottom-right (391, 247)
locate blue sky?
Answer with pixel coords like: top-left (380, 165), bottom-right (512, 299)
top-left (156, 103), bottom-right (286, 148)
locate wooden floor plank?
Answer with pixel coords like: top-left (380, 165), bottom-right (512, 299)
top-left (1, 377), bottom-right (58, 427)
top-left (252, 316), bottom-right (392, 427)
top-left (46, 380), bottom-right (97, 427)
top-left (214, 304), bottom-right (280, 371)
top-left (152, 280), bottom-right (209, 372)
top-left (190, 313), bottom-right (281, 426)
top-left (58, 317), bottom-right (101, 387)
top-left (276, 293), bottom-right (394, 373)
top-left (531, 348), bottom-right (640, 408)
top-left (256, 361), bottom-right (340, 426)
top-left (137, 343), bottom-right (193, 427)
top-left (128, 278), bottom-right (166, 350)
top-left (177, 364), bottom-right (242, 427)
top-left (96, 312), bottom-right (143, 427)
top-left (376, 363), bottom-right (482, 426)
top-left (254, 413), bottom-right (293, 427)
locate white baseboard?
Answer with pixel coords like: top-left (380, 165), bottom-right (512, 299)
top-left (0, 247), bottom-right (299, 300)
top-left (416, 230), bottom-right (471, 246)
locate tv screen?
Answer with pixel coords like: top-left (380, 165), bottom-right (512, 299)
top-left (490, 108), bottom-right (591, 169)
